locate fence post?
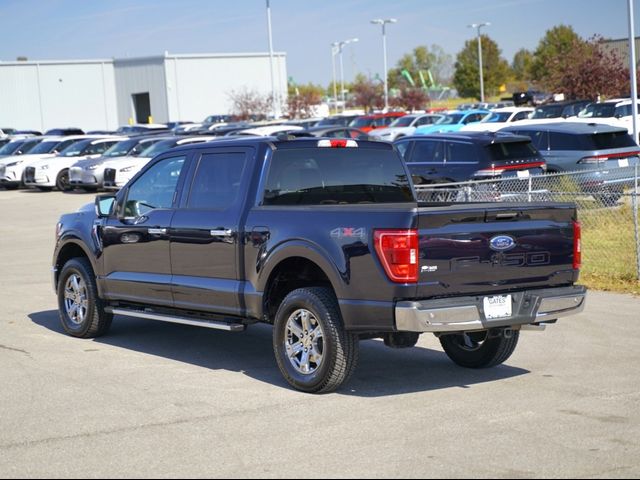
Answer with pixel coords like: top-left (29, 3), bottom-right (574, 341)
top-left (634, 163), bottom-right (640, 282)
top-left (528, 175), bottom-right (532, 203)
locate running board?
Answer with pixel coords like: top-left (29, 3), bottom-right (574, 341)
top-left (105, 307), bottom-right (246, 332)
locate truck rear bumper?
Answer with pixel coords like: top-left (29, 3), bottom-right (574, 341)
top-left (395, 285), bottom-right (586, 333)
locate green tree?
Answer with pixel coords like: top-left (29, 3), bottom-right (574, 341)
top-left (287, 82), bottom-right (325, 118)
top-left (531, 25), bottom-right (587, 87)
top-left (453, 35), bottom-right (510, 99)
top-left (512, 48), bottom-right (534, 81)
top-left (350, 73), bottom-right (383, 112)
top-left (388, 45), bottom-right (453, 89)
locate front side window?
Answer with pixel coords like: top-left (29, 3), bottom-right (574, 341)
top-left (187, 153), bottom-right (248, 210)
top-left (123, 156), bottom-right (186, 218)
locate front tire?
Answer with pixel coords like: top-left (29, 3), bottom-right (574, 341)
top-left (273, 287), bottom-right (359, 393)
top-left (56, 169), bottom-right (71, 191)
top-left (57, 258), bottom-right (112, 338)
top-left (440, 329), bottom-right (519, 368)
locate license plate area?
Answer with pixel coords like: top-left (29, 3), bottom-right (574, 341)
top-left (483, 295), bottom-right (512, 319)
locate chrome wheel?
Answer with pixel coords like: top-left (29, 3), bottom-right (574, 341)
top-left (284, 309), bottom-right (324, 375)
top-left (64, 274), bottom-right (88, 325)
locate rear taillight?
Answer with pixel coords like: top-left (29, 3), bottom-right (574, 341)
top-left (573, 221), bottom-right (582, 270)
top-left (475, 161), bottom-right (546, 176)
top-left (317, 139), bottom-right (358, 148)
top-left (578, 151), bottom-right (640, 164)
top-left (373, 229), bottom-right (419, 283)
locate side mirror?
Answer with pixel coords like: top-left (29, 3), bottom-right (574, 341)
top-left (95, 194), bottom-right (116, 218)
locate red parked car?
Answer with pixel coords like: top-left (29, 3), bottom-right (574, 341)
top-left (348, 112), bottom-right (406, 133)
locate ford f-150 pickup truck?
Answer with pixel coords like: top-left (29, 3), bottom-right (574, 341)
top-left (52, 137), bottom-right (586, 393)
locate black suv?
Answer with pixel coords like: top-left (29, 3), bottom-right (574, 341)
top-left (394, 132), bottom-right (546, 185)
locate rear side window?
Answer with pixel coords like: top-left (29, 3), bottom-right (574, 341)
top-left (447, 142), bottom-right (477, 163)
top-left (263, 148), bottom-right (413, 205)
top-left (410, 140), bottom-right (444, 164)
top-left (187, 153), bottom-right (248, 210)
top-left (487, 141), bottom-right (539, 161)
top-left (585, 131), bottom-right (637, 150)
top-left (549, 133), bottom-right (581, 150)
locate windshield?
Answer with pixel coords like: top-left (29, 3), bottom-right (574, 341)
top-left (389, 116), bottom-right (417, 128)
top-left (578, 103), bottom-right (617, 118)
top-left (0, 141), bottom-right (25, 155)
top-left (531, 105), bottom-right (564, 119)
top-left (26, 141), bottom-right (60, 155)
top-left (138, 139), bottom-right (176, 158)
top-left (481, 112), bottom-right (512, 123)
top-left (436, 113), bottom-right (464, 125)
top-left (58, 139), bottom-right (92, 157)
top-left (103, 139), bottom-right (139, 157)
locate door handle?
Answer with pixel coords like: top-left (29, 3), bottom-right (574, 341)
top-left (210, 229), bottom-right (234, 237)
top-left (148, 228), bottom-right (167, 235)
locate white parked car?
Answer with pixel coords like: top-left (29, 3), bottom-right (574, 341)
top-left (102, 136), bottom-right (216, 190)
top-left (23, 137), bottom-right (124, 191)
top-left (572, 99), bottom-right (640, 132)
top-left (0, 137), bottom-right (46, 189)
top-left (235, 125), bottom-right (304, 137)
top-left (368, 114), bottom-right (444, 141)
top-left (460, 107), bottom-right (534, 132)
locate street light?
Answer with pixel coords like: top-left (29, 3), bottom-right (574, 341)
top-left (335, 38), bottom-right (359, 112)
top-left (467, 22), bottom-right (491, 103)
top-left (331, 42), bottom-right (339, 112)
top-left (371, 18), bottom-right (397, 112)
top-left (266, 0), bottom-right (279, 118)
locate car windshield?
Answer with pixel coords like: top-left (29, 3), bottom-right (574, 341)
top-left (389, 116), bottom-right (417, 128)
top-left (578, 103), bottom-right (617, 118)
top-left (531, 105), bottom-right (564, 119)
top-left (481, 112), bottom-right (512, 123)
top-left (58, 139), bottom-right (92, 157)
top-left (0, 141), bottom-right (25, 155)
top-left (26, 141), bottom-right (60, 155)
top-left (487, 141), bottom-right (539, 161)
top-left (436, 113), bottom-right (464, 125)
top-left (138, 139), bottom-right (177, 158)
top-left (103, 139), bottom-right (140, 157)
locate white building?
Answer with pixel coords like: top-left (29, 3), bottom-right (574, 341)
top-left (0, 52), bottom-right (287, 131)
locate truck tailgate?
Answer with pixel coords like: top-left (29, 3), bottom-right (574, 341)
top-left (416, 202), bottom-right (578, 297)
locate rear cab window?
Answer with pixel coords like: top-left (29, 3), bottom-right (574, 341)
top-left (263, 147), bottom-right (414, 205)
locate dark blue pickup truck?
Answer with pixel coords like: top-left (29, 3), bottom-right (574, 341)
top-left (52, 137), bottom-right (586, 393)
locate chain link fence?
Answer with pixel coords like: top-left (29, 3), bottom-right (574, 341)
top-left (414, 165), bottom-right (640, 285)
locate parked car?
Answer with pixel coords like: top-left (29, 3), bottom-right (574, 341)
top-left (0, 138), bottom-right (10, 148)
top-left (460, 107), bottom-right (534, 132)
top-left (44, 128), bottom-right (85, 136)
top-left (52, 136), bottom-right (585, 394)
top-left (414, 110), bottom-right (490, 135)
top-left (115, 124), bottom-right (169, 135)
top-left (14, 129), bottom-right (43, 136)
top-left (368, 114), bottom-right (445, 141)
top-left (284, 118), bottom-right (324, 129)
top-left (0, 137), bottom-right (45, 188)
top-left (202, 114), bottom-right (234, 124)
top-left (315, 115), bottom-right (361, 127)
top-left (512, 90), bottom-right (553, 106)
top-left (0, 128), bottom-right (16, 136)
top-left (502, 122), bottom-right (640, 205)
top-left (573, 99), bottom-right (640, 139)
top-left (23, 137), bottom-right (124, 191)
top-left (516, 100), bottom-right (591, 126)
top-left (395, 132), bottom-right (546, 187)
top-left (348, 112), bottom-right (406, 133)
top-left (0, 137), bottom-right (42, 161)
top-left (236, 125), bottom-right (305, 137)
top-left (69, 136), bottom-right (164, 190)
top-left (102, 136), bottom-right (215, 189)
top-left (0, 136), bottom-right (87, 190)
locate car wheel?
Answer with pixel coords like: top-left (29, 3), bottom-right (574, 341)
top-left (273, 287), bottom-right (359, 393)
top-left (56, 169), bottom-right (71, 191)
top-left (57, 257), bottom-right (112, 338)
top-left (596, 188), bottom-right (623, 208)
top-left (439, 329), bottom-right (519, 368)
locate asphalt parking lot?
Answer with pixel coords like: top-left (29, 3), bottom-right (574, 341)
top-left (0, 189), bottom-right (639, 478)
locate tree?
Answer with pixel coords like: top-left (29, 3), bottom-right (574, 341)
top-left (350, 74), bottom-right (384, 112)
top-left (286, 82), bottom-right (324, 119)
top-left (388, 45), bottom-right (453, 89)
top-left (227, 88), bottom-right (272, 120)
top-left (545, 36), bottom-right (630, 100)
top-left (390, 87), bottom-right (430, 111)
top-left (453, 35), bottom-right (510, 99)
top-left (531, 25), bottom-right (587, 87)
top-left (512, 48), bottom-right (534, 81)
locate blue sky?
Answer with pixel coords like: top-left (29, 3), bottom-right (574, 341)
top-left (0, 0), bottom-right (635, 85)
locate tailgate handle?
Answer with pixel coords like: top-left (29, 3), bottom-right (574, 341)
top-left (488, 211), bottom-right (520, 221)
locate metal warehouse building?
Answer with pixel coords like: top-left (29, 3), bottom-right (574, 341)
top-left (0, 52), bottom-right (287, 131)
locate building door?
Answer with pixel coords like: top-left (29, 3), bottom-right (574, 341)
top-left (132, 92), bottom-right (151, 124)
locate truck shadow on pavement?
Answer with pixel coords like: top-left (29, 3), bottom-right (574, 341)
top-left (30, 310), bottom-right (529, 397)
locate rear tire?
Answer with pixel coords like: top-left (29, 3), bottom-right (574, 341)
top-left (57, 258), bottom-right (112, 338)
top-left (440, 329), bottom-right (519, 368)
top-left (273, 287), bottom-right (359, 393)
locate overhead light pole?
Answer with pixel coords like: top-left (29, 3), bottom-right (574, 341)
top-left (266, 0), bottom-right (279, 118)
top-left (331, 42), bottom-right (339, 112)
top-left (371, 18), bottom-right (397, 112)
top-left (468, 22), bottom-right (491, 103)
top-left (336, 38), bottom-right (359, 112)
top-left (628, 0), bottom-right (638, 144)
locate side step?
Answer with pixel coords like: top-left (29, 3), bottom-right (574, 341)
top-left (105, 307), bottom-right (246, 332)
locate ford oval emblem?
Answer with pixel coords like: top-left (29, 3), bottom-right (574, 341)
top-left (490, 235), bottom-right (516, 252)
